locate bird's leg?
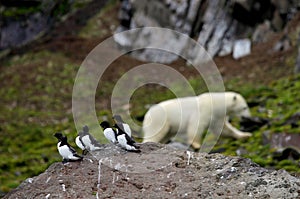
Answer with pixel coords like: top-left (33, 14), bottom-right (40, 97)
top-left (82, 149), bottom-right (88, 155)
top-left (62, 159), bottom-right (69, 164)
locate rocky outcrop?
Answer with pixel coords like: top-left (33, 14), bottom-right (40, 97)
top-left (0, 0), bottom-right (62, 51)
top-left (0, 0), bottom-right (108, 53)
top-left (115, 0), bottom-right (300, 63)
top-left (295, 32), bottom-right (300, 74)
top-left (4, 142), bottom-right (300, 198)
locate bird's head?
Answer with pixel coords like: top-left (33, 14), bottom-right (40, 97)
top-left (100, 121), bottom-right (110, 129)
top-left (54, 132), bottom-right (63, 140)
top-left (78, 131), bottom-right (84, 136)
top-left (113, 115), bottom-right (123, 122)
top-left (82, 125), bottom-right (89, 133)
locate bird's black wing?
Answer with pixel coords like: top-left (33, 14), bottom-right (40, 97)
top-left (83, 125), bottom-right (102, 147)
top-left (116, 125), bottom-right (140, 148)
top-left (67, 143), bottom-right (78, 154)
top-left (88, 133), bottom-right (102, 147)
top-left (125, 133), bottom-right (136, 145)
top-left (113, 128), bottom-right (118, 140)
top-left (78, 132), bottom-right (86, 148)
top-left (114, 122), bottom-right (126, 133)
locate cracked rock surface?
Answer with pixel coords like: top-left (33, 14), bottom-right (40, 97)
top-left (4, 142), bottom-right (300, 198)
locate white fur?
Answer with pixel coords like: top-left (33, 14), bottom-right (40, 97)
top-left (142, 92), bottom-right (252, 149)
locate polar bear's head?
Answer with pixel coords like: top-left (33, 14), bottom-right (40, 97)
top-left (227, 92), bottom-right (251, 119)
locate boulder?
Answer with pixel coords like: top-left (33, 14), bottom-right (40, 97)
top-left (0, 12), bottom-right (52, 50)
top-left (273, 34), bottom-right (292, 52)
top-left (295, 32), bottom-right (300, 74)
top-left (252, 20), bottom-right (273, 43)
top-left (233, 38), bottom-right (251, 59)
top-left (4, 142), bottom-right (300, 198)
top-left (115, 0), bottom-right (300, 63)
top-left (263, 131), bottom-right (300, 154)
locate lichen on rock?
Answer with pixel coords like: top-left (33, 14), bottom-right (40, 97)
top-left (4, 142), bottom-right (300, 198)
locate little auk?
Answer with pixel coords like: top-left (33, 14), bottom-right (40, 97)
top-left (54, 132), bottom-right (83, 163)
top-left (115, 126), bottom-right (140, 152)
top-left (113, 114), bottom-right (132, 137)
top-left (113, 115), bottom-right (140, 149)
top-left (75, 132), bottom-right (87, 155)
top-left (100, 121), bottom-right (118, 144)
top-left (80, 125), bottom-right (102, 152)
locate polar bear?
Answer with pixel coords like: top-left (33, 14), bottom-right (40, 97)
top-left (142, 91), bottom-right (252, 149)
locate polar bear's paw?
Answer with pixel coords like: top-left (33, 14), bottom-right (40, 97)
top-left (237, 132), bottom-right (252, 139)
top-left (191, 142), bottom-right (201, 150)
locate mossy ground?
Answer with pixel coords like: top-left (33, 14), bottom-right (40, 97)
top-left (1, 1), bottom-right (300, 196)
top-left (217, 75), bottom-right (300, 174)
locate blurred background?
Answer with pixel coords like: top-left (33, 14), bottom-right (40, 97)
top-left (1, 0), bottom-right (300, 196)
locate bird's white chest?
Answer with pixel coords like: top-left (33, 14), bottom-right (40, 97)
top-left (117, 134), bottom-right (127, 147)
top-left (75, 136), bottom-right (85, 150)
top-left (104, 128), bottom-right (116, 143)
top-left (81, 135), bottom-right (101, 151)
top-left (57, 143), bottom-right (72, 159)
top-left (123, 124), bottom-right (132, 137)
top-left (81, 135), bottom-right (92, 149)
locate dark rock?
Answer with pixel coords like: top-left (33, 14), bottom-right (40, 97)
top-left (0, 0), bottom-right (42, 7)
top-left (295, 32), bottom-right (300, 74)
top-left (0, 12), bottom-right (52, 50)
top-left (4, 142), bottom-right (300, 198)
top-left (252, 20), bottom-right (274, 43)
top-left (273, 147), bottom-right (300, 161)
top-left (115, 0), bottom-right (299, 63)
top-left (263, 131), bottom-right (300, 154)
top-left (246, 178), bottom-right (268, 190)
top-left (119, 0), bottom-right (133, 29)
top-left (271, 9), bottom-right (285, 31)
top-left (231, 0), bottom-right (273, 26)
top-left (272, 0), bottom-right (300, 27)
top-left (283, 112), bottom-right (300, 128)
top-left (240, 116), bottom-right (269, 132)
top-left (0, 0), bottom-right (109, 52)
top-left (273, 34), bottom-right (292, 52)
top-left (0, 0), bottom-right (64, 50)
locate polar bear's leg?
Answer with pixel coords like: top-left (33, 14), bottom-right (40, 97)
top-left (223, 119), bottom-right (252, 139)
top-left (142, 107), bottom-right (171, 143)
top-left (143, 120), bottom-right (170, 143)
top-left (187, 119), bottom-right (207, 150)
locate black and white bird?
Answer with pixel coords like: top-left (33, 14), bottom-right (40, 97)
top-left (75, 132), bottom-right (87, 155)
top-left (116, 130), bottom-right (141, 153)
top-left (54, 132), bottom-right (83, 163)
top-left (100, 121), bottom-right (118, 144)
top-left (79, 125), bottom-right (102, 152)
top-left (113, 115), bottom-right (132, 137)
top-left (113, 115), bottom-right (140, 149)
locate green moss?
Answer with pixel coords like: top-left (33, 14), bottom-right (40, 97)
top-left (78, 0), bottom-right (119, 38)
top-left (215, 73), bottom-right (300, 175)
top-left (52, 0), bottom-right (72, 17)
top-left (1, 2), bottom-right (300, 193)
top-left (0, 50), bottom-right (85, 194)
top-left (1, 6), bottom-right (41, 17)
